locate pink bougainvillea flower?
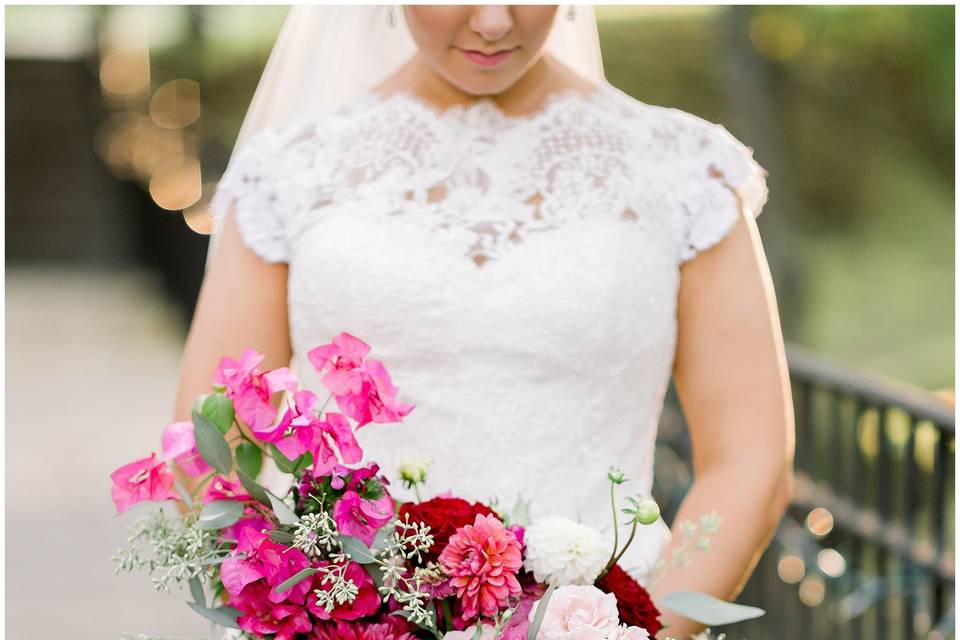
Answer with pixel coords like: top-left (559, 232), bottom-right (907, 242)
top-left (307, 332), bottom-right (372, 396)
top-left (228, 581), bottom-right (313, 640)
top-left (334, 359), bottom-right (415, 427)
top-left (255, 389), bottom-right (320, 456)
top-left (308, 334), bottom-right (414, 428)
top-left (333, 488), bottom-right (394, 546)
top-left (438, 513), bottom-right (523, 620)
top-left (308, 560), bottom-right (381, 621)
top-left (160, 421), bottom-right (211, 478)
top-left (308, 412), bottom-right (363, 477)
top-left (330, 464), bottom-right (394, 546)
top-left (214, 347), bottom-right (298, 431)
top-left (110, 453), bottom-right (180, 514)
top-left (221, 528), bottom-right (312, 605)
top-left (202, 475), bottom-right (251, 505)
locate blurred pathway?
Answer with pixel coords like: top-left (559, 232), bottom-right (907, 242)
top-left (6, 267), bottom-right (209, 639)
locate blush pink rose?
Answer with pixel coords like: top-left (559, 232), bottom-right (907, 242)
top-left (608, 625), bottom-right (651, 639)
top-left (528, 585), bottom-right (621, 640)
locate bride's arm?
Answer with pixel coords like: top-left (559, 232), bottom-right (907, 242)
top-left (652, 211), bottom-right (795, 639)
top-left (172, 207), bottom-right (292, 493)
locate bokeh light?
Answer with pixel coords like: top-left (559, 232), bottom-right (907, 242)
top-left (777, 554), bottom-right (806, 584)
top-left (798, 576), bottom-right (826, 607)
top-left (149, 157), bottom-right (202, 211)
top-left (749, 13), bottom-right (806, 61)
top-left (816, 548), bottom-right (847, 578)
top-left (182, 183), bottom-right (219, 235)
top-left (806, 507), bottom-right (835, 537)
top-left (150, 79), bottom-right (201, 130)
top-left (99, 48), bottom-right (150, 101)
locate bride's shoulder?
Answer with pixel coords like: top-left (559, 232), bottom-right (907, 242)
top-left (599, 82), bottom-right (758, 162)
top-left (600, 83), bottom-right (770, 263)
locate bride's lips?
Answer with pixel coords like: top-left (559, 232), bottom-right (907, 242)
top-left (459, 46), bottom-right (518, 67)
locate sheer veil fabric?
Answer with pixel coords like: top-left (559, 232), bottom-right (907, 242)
top-left (208, 4), bottom-right (604, 260)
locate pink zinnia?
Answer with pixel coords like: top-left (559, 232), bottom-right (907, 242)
top-left (110, 453), bottom-right (179, 513)
top-left (438, 513), bottom-right (523, 620)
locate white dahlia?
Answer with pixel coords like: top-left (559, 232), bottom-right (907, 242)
top-left (522, 516), bottom-right (608, 586)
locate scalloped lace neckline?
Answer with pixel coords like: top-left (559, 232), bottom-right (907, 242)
top-left (354, 79), bottom-right (615, 127)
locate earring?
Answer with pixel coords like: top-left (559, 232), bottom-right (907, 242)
top-left (385, 5), bottom-right (396, 28)
top-left (566, 5), bottom-right (577, 21)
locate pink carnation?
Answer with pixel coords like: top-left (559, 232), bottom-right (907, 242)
top-left (308, 560), bottom-right (381, 621)
top-left (313, 618), bottom-right (416, 640)
top-left (228, 581), bottom-right (313, 640)
top-left (438, 513), bottom-right (523, 620)
top-left (110, 453), bottom-right (179, 513)
top-left (214, 347), bottom-right (298, 430)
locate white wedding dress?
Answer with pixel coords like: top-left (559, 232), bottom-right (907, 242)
top-left (210, 77), bottom-right (768, 585)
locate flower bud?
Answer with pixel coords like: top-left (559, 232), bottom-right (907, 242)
top-left (633, 497), bottom-right (660, 525)
top-left (398, 457), bottom-right (430, 485)
top-left (607, 466), bottom-right (627, 485)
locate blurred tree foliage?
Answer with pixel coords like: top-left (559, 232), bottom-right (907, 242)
top-left (152, 5), bottom-right (954, 389)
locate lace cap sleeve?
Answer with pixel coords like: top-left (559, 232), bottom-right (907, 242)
top-left (209, 119), bottom-right (319, 263)
top-left (669, 112), bottom-right (770, 264)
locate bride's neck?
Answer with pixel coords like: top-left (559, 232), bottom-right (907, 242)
top-left (375, 52), bottom-right (595, 118)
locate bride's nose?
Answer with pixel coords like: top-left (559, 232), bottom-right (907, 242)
top-left (469, 5), bottom-right (513, 42)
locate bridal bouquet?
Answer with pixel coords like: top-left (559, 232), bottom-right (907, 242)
top-left (112, 333), bottom-right (762, 640)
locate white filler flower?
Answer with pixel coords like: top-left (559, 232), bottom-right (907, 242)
top-left (522, 516), bottom-right (608, 586)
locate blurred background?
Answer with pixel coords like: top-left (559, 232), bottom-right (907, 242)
top-left (4, 5), bottom-right (955, 639)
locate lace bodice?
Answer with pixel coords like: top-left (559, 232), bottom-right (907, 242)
top-left (210, 78), bottom-right (768, 583)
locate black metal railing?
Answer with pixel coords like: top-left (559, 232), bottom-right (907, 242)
top-left (654, 342), bottom-right (955, 639)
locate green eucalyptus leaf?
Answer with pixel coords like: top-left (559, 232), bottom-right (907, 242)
top-left (192, 410), bottom-right (232, 475)
top-left (189, 576), bottom-right (205, 606)
top-left (236, 468), bottom-right (271, 506)
top-left (339, 535), bottom-right (377, 564)
top-left (527, 583), bottom-right (557, 640)
top-left (657, 591), bottom-right (765, 626)
top-left (269, 444), bottom-right (298, 474)
top-left (276, 567), bottom-right (318, 593)
top-left (186, 602), bottom-right (240, 629)
top-left (293, 451), bottom-right (314, 474)
top-left (267, 491), bottom-right (300, 525)
top-left (268, 530), bottom-right (295, 544)
top-left (198, 500), bottom-right (244, 530)
top-left (174, 480), bottom-right (193, 507)
top-left (201, 393), bottom-right (235, 435)
top-left (236, 442), bottom-right (263, 478)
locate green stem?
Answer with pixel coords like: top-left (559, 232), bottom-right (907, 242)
top-left (610, 520), bottom-right (639, 569)
top-left (441, 599), bottom-right (454, 633)
top-left (191, 471), bottom-right (217, 498)
top-left (604, 481), bottom-right (620, 572)
top-left (413, 483), bottom-right (423, 503)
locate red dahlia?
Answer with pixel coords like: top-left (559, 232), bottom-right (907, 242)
top-left (398, 497), bottom-right (496, 561)
top-left (595, 563), bottom-right (663, 636)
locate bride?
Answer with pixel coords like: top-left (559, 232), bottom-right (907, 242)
top-left (175, 6), bottom-right (795, 639)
